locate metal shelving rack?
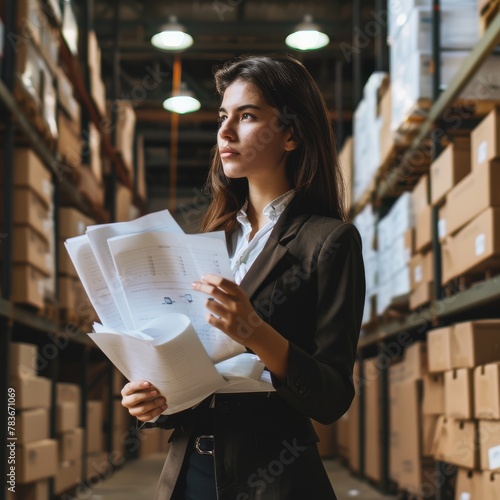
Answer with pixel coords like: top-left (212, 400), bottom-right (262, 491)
top-left (353, 6), bottom-right (500, 498)
top-left (0, 0), bottom-right (140, 498)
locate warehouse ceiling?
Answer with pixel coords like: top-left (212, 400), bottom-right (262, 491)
top-left (83, 0), bottom-right (378, 205)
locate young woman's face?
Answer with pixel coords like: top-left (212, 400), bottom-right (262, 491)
top-left (217, 79), bottom-right (297, 182)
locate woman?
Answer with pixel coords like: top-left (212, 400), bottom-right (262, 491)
top-left (122, 54), bottom-right (365, 499)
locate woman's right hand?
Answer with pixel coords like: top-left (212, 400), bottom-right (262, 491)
top-left (121, 381), bottom-right (168, 422)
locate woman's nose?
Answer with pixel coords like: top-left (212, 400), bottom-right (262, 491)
top-left (218, 118), bottom-right (235, 140)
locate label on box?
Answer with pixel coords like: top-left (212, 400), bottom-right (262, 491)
top-left (438, 219), bottom-right (446, 239)
top-left (488, 445), bottom-right (500, 469)
top-left (475, 234), bottom-right (485, 256)
top-left (42, 179), bottom-right (53, 198)
top-left (459, 493), bottom-right (471, 500)
top-left (414, 265), bottom-right (422, 284)
top-left (477, 140), bottom-right (488, 166)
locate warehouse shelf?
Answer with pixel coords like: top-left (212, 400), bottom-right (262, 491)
top-left (351, 14), bottom-right (500, 217)
top-left (359, 273), bottom-right (500, 348)
top-left (59, 35), bottom-right (147, 214)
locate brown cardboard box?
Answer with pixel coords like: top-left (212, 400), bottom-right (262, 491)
top-left (409, 249), bottom-right (433, 310)
top-left (58, 208), bottom-right (94, 240)
top-left (452, 320), bottom-right (500, 368)
top-left (446, 160), bottom-right (500, 236)
top-left (115, 183), bottom-right (133, 222)
top-left (57, 276), bottom-right (80, 311)
top-left (87, 401), bottom-right (104, 453)
top-left (0, 149), bottom-right (53, 208)
top-left (422, 415), bottom-right (438, 457)
top-left (379, 84), bottom-right (393, 166)
top-left (57, 110), bottom-right (81, 168)
top-left (471, 107), bottom-right (500, 170)
top-left (57, 383), bottom-right (81, 409)
top-left (422, 373), bottom-right (445, 415)
top-left (412, 174), bottom-right (429, 214)
top-left (427, 326), bottom-right (453, 373)
top-left (10, 342), bottom-right (37, 377)
top-left (136, 133), bottom-right (148, 201)
top-left (8, 479), bottom-right (49, 500)
top-left (415, 204), bottom-right (432, 253)
top-left (12, 264), bottom-right (49, 310)
top-left (431, 417), bottom-right (478, 468)
top-left (482, 471), bottom-right (500, 500)
top-left (314, 420), bottom-right (337, 458)
top-left (72, 163), bottom-right (104, 208)
top-left (13, 227), bottom-right (52, 275)
top-left (17, 439), bottom-right (58, 484)
top-left (455, 468), bottom-right (480, 500)
top-left (56, 402), bottom-right (79, 433)
top-left (88, 122), bottom-right (102, 182)
top-left (444, 368), bottom-right (474, 419)
top-left (12, 188), bottom-right (51, 242)
top-left (10, 375), bottom-right (51, 410)
top-left (441, 207), bottom-right (500, 284)
top-left (58, 428), bottom-right (83, 462)
top-left (364, 357), bottom-right (381, 481)
top-left (475, 362), bottom-right (500, 419)
top-left (479, 420), bottom-right (500, 471)
top-left (54, 459), bottom-right (82, 495)
top-left (430, 141), bottom-right (471, 206)
top-left (438, 203), bottom-right (448, 242)
top-left (335, 413), bottom-right (350, 460)
top-left (113, 100), bottom-right (136, 175)
top-left (57, 68), bottom-right (81, 126)
top-left (139, 427), bottom-right (164, 457)
top-left (18, 409), bottom-right (50, 444)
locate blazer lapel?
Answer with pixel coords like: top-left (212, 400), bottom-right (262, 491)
top-left (239, 198), bottom-right (311, 300)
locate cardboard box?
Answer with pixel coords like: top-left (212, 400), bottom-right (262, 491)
top-left (86, 451), bottom-right (110, 480)
top-left (479, 420), bottom-right (500, 471)
top-left (17, 439), bottom-right (58, 484)
top-left (430, 140), bottom-right (471, 206)
top-left (12, 188), bottom-right (51, 242)
top-left (427, 326), bottom-right (453, 373)
top-left (422, 373), bottom-right (445, 415)
top-left (481, 471), bottom-right (500, 500)
top-left (13, 226), bottom-right (52, 275)
top-left (113, 100), bottom-right (136, 175)
top-left (10, 342), bottom-right (37, 377)
top-left (475, 362), bottom-right (500, 419)
top-left (431, 417), bottom-right (478, 468)
top-left (57, 276), bottom-right (78, 310)
top-left (471, 107), bottom-right (500, 170)
top-left (379, 84), bottom-right (394, 166)
top-left (441, 207), bottom-right (500, 284)
top-left (115, 183), bottom-right (133, 222)
top-left (12, 264), bottom-right (49, 310)
top-left (415, 204), bottom-right (432, 253)
top-left (452, 320), bottom-right (500, 368)
top-left (364, 358), bottom-right (381, 481)
top-left (446, 160), bottom-right (500, 236)
top-left (10, 479), bottom-right (50, 500)
top-left (409, 249), bottom-right (433, 309)
top-left (17, 408), bottom-right (50, 444)
top-left (72, 163), bottom-right (104, 208)
top-left (57, 68), bottom-right (81, 126)
top-left (54, 459), bottom-right (82, 495)
top-left (58, 427), bottom-right (83, 462)
top-left (10, 375), bottom-right (51, 410)
top-left (444, 368), bottom-right (473, 419)
top-left (57, 383), bottom-right (81, 409)
top-left (422, 415), bottom-right (438, 457)
top-left (88, 122), bottom-right (102, 183)
top-left (455, 468), bottom-right (481, 500)
top-left (438, 203), bottom-right (448, 242)
top-left (87, 401), bottom-right (104, 453)
top-left (56, 402), bottom-right (79, 433)
top-left (57, 110), bottom-right (81, 168)
top-left (58, 208), bottom-right (93, 240)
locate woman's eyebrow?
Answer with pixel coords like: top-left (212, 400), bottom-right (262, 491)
top-left (218, 104), bottom-right (262, 113)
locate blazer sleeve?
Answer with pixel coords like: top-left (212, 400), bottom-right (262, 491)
top-left (272, 222), bottom-right (365, 424)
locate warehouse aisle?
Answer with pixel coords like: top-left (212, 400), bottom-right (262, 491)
top-left (88, 455), bottom-right (397, 499)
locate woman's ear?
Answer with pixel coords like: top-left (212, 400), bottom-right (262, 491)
top-left (284, 127), bottom-right (300, 152)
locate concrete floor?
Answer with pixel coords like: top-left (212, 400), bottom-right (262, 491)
top-left (88, 454), bottom-right (397, 500)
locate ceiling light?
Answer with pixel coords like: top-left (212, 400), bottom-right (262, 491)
top-left (285, 15), bottom-right (330, 51)
top-left (163, 88), bottom-right (201, 114)
top-left (151, 15), bottom-right (193, 51)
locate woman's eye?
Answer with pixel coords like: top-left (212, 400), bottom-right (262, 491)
top-left (217, 115), bottom-right (227, 125)
top-left (241, 113), bottom-right (253, 120)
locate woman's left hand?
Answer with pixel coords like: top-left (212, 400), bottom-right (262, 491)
top-left (191, 274), bottom-right (264, 348)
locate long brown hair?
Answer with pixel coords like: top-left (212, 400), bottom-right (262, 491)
top-left (200, 54), bottom-right (346, 234)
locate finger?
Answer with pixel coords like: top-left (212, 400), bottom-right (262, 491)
top-left (205, 299), bottom-right (227, 318)
top-left (200, 274), bottom-right (238, 294)
top-left (128, 396), bottom-right (167, 416)
top-left (192, 282), bottom-right (234, 302)
top-left (136, 403), bottom-right (169, 423)
top-left (206, 313), bottom-right (226, 332)
top-left (122, 388), bottom-right (162, 409)
top-left (121, 380), bottom-right (152, 397)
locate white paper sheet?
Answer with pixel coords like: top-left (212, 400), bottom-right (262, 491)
top-left (107, 231), bottom-right (245, 362)
top-left (86, 209), bottom-right (184, 329)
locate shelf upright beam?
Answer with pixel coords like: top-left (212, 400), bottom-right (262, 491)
top-left (1, 2), bottom-right (17, 499)
top-left (352, 0), bottom-right (362, 109)
top-left (374, 0), bottom-right (388, 73)
top-left (378, 342), bottom-right (391, 493)
top-left (335, 60), bottom-right (344, 147)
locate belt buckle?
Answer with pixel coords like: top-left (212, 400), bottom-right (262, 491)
top-left (194, 434), bottom-right (214, 456)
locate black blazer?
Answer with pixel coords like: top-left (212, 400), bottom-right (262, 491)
top-left (153, 197), bottom-right (366, 499)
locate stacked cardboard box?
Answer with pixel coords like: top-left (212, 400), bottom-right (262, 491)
top-left (0, 149), bottom-right (55, 310)
top-left (54, 383), bottom-right (83, 494)
top-left (88, 31), bottom-right (106, 117)
top-left (439, 108), bottom-right (500, 284)
top-left (9, 343), bottom-right (57, 491)
top-left (109, 99), bottom-right (137, 180)
top-left (86, 400), bottom-right (105, 478)
top-left (389, 342), bottom-right (436, 497)
top-left (428, 320), bottom-right (500, 498)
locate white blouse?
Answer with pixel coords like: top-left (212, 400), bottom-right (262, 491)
top-left (229, 189), bottom-right (296, 285)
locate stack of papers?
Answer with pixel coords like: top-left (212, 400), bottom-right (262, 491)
top-left (65, 209), bottom-right (274, 414)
